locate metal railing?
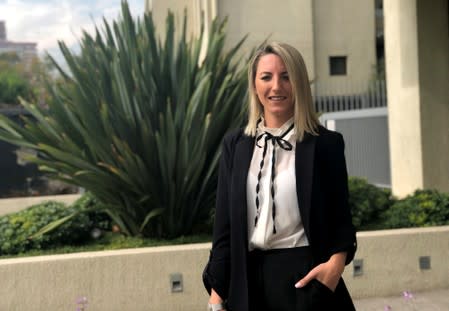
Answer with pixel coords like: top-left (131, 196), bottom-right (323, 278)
top-left (314, 79), bottom-right (387, 113)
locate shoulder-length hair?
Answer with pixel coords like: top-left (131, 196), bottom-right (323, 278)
top-left (244, 42), bottom-right (320, 141)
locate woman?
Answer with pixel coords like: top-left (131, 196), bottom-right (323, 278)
top-left (203, 42), bottom-right (357, 311)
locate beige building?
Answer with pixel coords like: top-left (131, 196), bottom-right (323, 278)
top-left (145, 0), bottom-right (449, 196)
top-left (145, 0), bottom-right (380, 97)
top-left (0, 21), bottom-right (37, 66)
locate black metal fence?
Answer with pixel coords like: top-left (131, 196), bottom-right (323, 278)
top-left (314, 80), bottom-right (387, 113)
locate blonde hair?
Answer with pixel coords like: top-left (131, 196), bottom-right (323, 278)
top-left (244, 42), bottom-right (320, 140)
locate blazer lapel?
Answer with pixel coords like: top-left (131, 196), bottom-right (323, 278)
top-left (232, 134), bottom-right (254, 246)
top-left (296, 134), bottom-right (316, 240)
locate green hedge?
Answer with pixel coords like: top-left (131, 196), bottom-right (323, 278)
top-left (2, 184), bottom-right (449, 256)
top-left (0, 192), bottom-right (111, 256)
top-left (0, 201), bottom-right (91, 255)
top-left (383, 189), bottom-right (449, 228)
top-left (349, 178), bottom-right (449, 231)
top-left (348, 177), bottom-right (393, 230)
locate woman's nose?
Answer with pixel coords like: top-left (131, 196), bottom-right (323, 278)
top-left (272, 77), bottom-right (281, 90)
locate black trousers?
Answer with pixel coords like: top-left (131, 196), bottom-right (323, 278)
top-left (247, 247), bottom-right (342, 311)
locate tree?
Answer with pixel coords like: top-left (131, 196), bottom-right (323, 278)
top-left (0, 53), bottom-right (34, 105)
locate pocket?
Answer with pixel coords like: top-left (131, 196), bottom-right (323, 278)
top-left (305, 279), bottom-right (335, 310)
top-left (311, 279), bottom-right (334, 295)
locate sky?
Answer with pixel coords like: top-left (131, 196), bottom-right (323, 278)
top-left (0, 0), bottom-right (145, 63)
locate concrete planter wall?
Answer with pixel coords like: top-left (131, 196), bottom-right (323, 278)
top-left (0, 194), bottom-right (81, 217)
top-left (347, 226), bottom-right (449, 298)
top-left (0, 226), bottom-right (448, 310)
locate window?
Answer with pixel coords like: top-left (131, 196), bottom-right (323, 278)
top-left (329, 56), bottom-right (347, 76)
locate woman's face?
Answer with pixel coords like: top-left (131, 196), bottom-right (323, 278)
top-left (254, 53), bottom-right (294, 125)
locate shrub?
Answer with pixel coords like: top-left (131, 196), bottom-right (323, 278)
top-left (0, 69), bottom-right (33, 105)
top-left (0, 2), bottom-right (248, 238)
top-left (383, 189), bottom-right (449, 228)
top-left (0, 201), bottom-right (93, 255)
top-left (71, 192), bottom-right (111, 232)
top-left (348, 176), bottom-right (394, 230)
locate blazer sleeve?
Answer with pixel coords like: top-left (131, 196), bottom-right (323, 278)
top-left (326, 132), bottom-right (357, 265)
top-left (202, 132), bottom-right (235, 299)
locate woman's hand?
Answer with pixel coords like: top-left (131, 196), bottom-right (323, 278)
top-left (294, 252), bottom-right (347, 292)
top-left (209, 289), bottom-right (226, 310)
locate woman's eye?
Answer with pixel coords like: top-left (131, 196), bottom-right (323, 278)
top-left (282, 75), bottom-right (289, 81)
top-left (260, 76), bottom-right (270, 81)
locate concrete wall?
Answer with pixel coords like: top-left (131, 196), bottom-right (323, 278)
top-left (147, 0), bottom-right (316, 77)
top-left (417, 0), bottom-right (449, 193)
top-left (216, 0), bottom-right (316, 80)
top-left (347, 226), bottom-right (449, 298)
top-left (0, 244), bottom-right (210, 311)
top-left (147, 0), bottom-right (378, 97)
top-left (384, 0), bottom-right (449, 197)
top-left (312, 0), bottom-right (377, 96)
top-left (147, 0), bottom-right (201, 41)
top-left (0, 194), bottom-right (81, 217)
top-left (0, 226), bottom-right (448, 310)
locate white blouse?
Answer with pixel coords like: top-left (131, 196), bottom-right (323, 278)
top-left (247, 117), bottom-right (309, 251)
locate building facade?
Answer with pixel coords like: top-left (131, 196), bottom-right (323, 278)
top-left (0, 21), bottom-right (37, 65)
top-left (145, 0), bottom-right (449, 196)
top-left (145, 0), bottom-right (382, 99)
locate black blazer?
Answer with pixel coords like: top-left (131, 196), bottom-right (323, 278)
top-left (203, 125), bottom-right (357, 311)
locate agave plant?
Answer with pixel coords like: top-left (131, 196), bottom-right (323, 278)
top-left (0, 1), bottom-right (248, 238)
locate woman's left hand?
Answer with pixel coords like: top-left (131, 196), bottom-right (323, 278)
top-left (294, 252), bottom-right (347, 292)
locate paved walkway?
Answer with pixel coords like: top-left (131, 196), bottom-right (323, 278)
top-left (354, 288), bottom-right (449, 311)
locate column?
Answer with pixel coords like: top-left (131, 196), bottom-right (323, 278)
top-left (384, 0), bottom-right (449, 196)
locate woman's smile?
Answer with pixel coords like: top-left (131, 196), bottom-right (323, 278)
top-left (268, 95), bottom-right (287, 101)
